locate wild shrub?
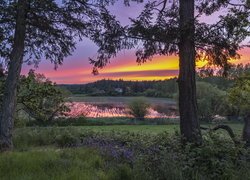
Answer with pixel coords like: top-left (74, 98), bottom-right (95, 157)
top-left (55, 131), bottom-right (79, 148)
top-left (128, 98), bottom-right (150, 121)
top-left (196, 82), bottom-right (227, 122)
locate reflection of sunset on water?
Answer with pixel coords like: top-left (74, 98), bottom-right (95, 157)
top-left (65, 102), bottom-right (178, 119)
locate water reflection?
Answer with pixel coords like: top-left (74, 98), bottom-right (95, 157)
top-left (66, 102), bottom-right (178, 119)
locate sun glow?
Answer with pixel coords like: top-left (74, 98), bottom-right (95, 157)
top-left (21, 48), bottom-right (250, 84)
top-left (103, 56), bottom-right (179, 73)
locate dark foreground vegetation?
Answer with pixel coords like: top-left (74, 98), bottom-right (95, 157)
top-left (0, 125), bottom-right (248, 180)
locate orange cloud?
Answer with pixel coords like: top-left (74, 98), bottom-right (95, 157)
top-left (21, 48), bottom-right (250, 84)
top-left (102, 55), bottom-right (179, 73)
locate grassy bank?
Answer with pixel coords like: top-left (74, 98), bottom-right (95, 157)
top-left (25, 117), bottom-right (244, 137)
top-left (26, 117), bottom-right (179, 127)
top-left (1, 123), bottom-right (248, 180)
top-left (13, 123), bottom-right (244, 150)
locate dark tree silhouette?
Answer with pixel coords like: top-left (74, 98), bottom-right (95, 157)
top-left (0, 0), bottom-right (129, 151)
top-left (90, 0), bottom-right (250, 144)
top-left (0, 63), bottom-right (4, 78)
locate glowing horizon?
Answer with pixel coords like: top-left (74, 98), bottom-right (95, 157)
top-left (20, 1), bottom-right (250, 84)
top-left (21, 48), bottom-right (250, 84)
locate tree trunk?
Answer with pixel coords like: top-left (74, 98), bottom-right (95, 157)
top-left (0, 0), bottom-right (27, 151)
top-left (243, 115), bottom-right (250, 147)
top-left (178, 0), bottom-right (202, 144)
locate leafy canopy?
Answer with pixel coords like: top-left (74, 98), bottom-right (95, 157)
top-left (17, 70), bottom-right (70, 122)
top-left (0, 70), bottom-right (69, 122)
top-left (196, 81), bottom-right (226, 121)
top-left (0, 0), bottom-right (141, 67)
top-left (228, 73), bottom-right (250, 116)
top-left (89, 0), bottom-right (250, 74)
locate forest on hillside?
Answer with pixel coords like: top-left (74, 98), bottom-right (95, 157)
top-left (60, 63), bottom-right (250, 97)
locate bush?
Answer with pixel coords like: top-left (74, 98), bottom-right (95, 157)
top-left (17, 70), bottom-right (70, 123)
top-left (132, 133), bottom-right (250, 180)
top-left (55, 131), bottom-right (79, 148)
top-left (14, 118), bottom-right (28, 128)
top-left (144, 89), bottom-right (159, 97)
top-left (13, 127), bottom-right (83, 150)
top-left (128, 98), bottom-right (150, 120)
top-left (196, 82), bottom-right (227, 122)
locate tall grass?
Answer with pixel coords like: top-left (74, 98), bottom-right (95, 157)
top-left (0, 148), bottom-right (131, 180)
top-left (6, 126), bottom-right (250, 180)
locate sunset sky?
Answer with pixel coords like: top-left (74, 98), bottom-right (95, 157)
top-left (21, 1), bottom-right (250, 84)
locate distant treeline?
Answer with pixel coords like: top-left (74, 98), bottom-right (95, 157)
top-left (59, 63), bottom-right (250, 98)
top-left (59, 79), bottom-right (178, 98)
top-left (59, 77), bottom-right (232, 98)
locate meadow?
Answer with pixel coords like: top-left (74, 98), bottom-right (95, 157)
top-left (4, 92), bottom-right (249, 180)
top-left (1, 122), bottom-right (248, 180)
top-left (34, 123), bottom-right (242, 135)
top-left (0, 148), bottom-right (119, 180)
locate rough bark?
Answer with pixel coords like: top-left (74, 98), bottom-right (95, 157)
top-left (0, 0), bottom-right (27, 151)
top-left (178, 0), bottom-right (202, 144)
top-left (243, 115), bottom-right (250, 147)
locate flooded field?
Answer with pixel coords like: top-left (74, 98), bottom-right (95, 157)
top-left (66, 96), bottom-right (178, 118)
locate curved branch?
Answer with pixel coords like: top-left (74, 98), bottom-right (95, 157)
top-left (201, 125), bottom-right (239, 145)
top-left (228, 2), bottom-right (249, 9)
top-left (159, 0), bottom-right (167, 14)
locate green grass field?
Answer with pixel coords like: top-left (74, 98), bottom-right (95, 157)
top-left (0, 148), bottom-right (127, 180)
top-left (79, 124), bottom-right (179, 134)
top-left (2, 123), bottom-right (247, 180)
top-left (16, 123), bottom-right (244, 139)
top-left (75, 123), bottom-right (243, 135)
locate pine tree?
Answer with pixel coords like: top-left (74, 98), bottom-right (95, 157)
top-left (0, 0), bottom-right (123, 151)
top-left (90, 0), bottom-right (250, 144)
